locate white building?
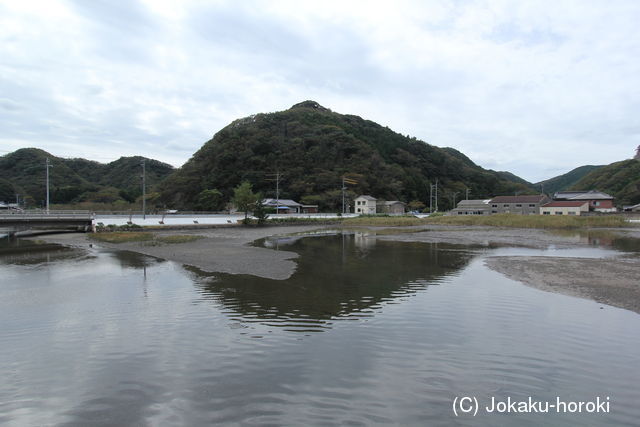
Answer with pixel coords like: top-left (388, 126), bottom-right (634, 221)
top-left (354, 195), bottom-right (377, 214)
top-left (540, 201), bottom-right (590, 216)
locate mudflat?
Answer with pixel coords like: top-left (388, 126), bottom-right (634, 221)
top-left (36, 225), bottom-right (328, 280)
top-left (35, 223), bottom-right (640, 314)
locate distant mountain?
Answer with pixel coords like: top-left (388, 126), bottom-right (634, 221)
top-left (569, 159), bottom-right (640, 206)
top-left (535, 165), bottom-right (603, 196)
top-left (0, 148), bottom-right (174, 206)
top-left (495, 171), bottom-right (533, 188)
top-left (160, 100), bottom-right (533, 210)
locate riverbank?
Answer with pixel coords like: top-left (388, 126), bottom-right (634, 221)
top-left (36, 225), bottom-right (328, 280)
top-left (34, 223), bottom-right (640, 314)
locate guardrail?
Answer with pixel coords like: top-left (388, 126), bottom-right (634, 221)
top-left (0, 209), bottom-right (92, 215)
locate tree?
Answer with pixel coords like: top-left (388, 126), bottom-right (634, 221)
top-left (196, 189), bottom-right (224, 211)
top-left (408, 200), bottom-right (426, 212)
top-left (252, 195), bottom-right (269, 225)
top-left (0, 178), bottom-right (15, 203)
top-left (232, 181), bottom-right (257, 224)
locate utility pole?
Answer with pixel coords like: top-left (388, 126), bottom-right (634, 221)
top-left (466, 187), bottom-right (470, 200)
top-left (435, 179), bottom-right (438, 212)
top-left (266, 171), bottom-right (284, 213)
top-left (451, 192), bottom-right (459, 208)
top-left (342, 177), bottom-right (345, 214)
top-left (45, 157), bottom-right (52, 213)
top-left (141, 159), bottom-right (146, 219)
top-left (342, 176), bottom-right (358, 214)
top-left (429, 179), bottom-right (439, 213)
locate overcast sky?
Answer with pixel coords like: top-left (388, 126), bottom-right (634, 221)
top-left (1, 0), bottom-right (639, 182)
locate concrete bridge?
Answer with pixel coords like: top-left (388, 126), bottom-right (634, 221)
top-left (0, 211), bottom-right (94, 238)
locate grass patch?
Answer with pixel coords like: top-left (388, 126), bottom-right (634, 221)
top-left (90, 232), bottom-right (154, 243)
top-left (424, 214), bottom-right (629, 229)
top-left (91, 232), bottom-right (204, 244)
top-left (342, 216), bottom-right (428, 226)
top-left (156, 235), bottom-right (204, 244)
top-left (265, 217), bottom-right (343, 224)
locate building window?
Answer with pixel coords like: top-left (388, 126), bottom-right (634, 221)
top-left (492, 204), bottom-right (497, 208)
top-left (555, 211), bottom-right (563, 215)
top-left (568, 212), bottom-right (576, 215)
top-left (529, 204), bottom-right (536, 207)
top-left (594, 201), bottom-right (600, 206)
top-left (503, 204), bottom-right (509, 207)
top-left (543, 212), bottom-right (550, 215)
top-left (491, 210), bottom-right (497, 213)
top-left (458, 211), bottom-right (463, 215)
top-left (515, 204), bottom-right (522, 207)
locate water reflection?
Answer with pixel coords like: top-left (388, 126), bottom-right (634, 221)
top-left (189, 233), bottom-right (475, 332)
top-left (551, 229), bottom-right (640, 253)
top-left (0, 239), bottom-right (84, 265)
top-left (104, 248), bottom-right (166, 270)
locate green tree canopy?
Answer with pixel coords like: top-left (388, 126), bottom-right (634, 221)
top-left (196, 189), bottom-right (224, 211)
top-left (232, 181), bottom-right (257, 223)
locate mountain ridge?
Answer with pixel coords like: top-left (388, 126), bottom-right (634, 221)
top-left (0, 148), bottom-right (174, 206)
top-left (159, 101), bottom-right (534, 210)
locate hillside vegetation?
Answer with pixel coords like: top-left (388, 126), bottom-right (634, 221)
top-left (535, 165), bottom-right (603, 195)
top-left (0, 148), bottom-right (173, 207)
top-left (570, 159), bottom-right (640, 206)
top-left (160, 101), bottom-right (532, 211)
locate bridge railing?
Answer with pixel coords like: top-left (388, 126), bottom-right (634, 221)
top-left (0, 210), bottom-right (94, 220)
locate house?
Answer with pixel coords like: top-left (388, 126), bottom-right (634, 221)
top-left (262, 198), bottom-right (302, 214)
top-left (301, 205), bottom-right (319, 214)
top-left (448, 199), bottom-right (492, 215)
top-left (623, 203), bottom-right (640, 212)
top-left (489, 195), bottom-right (550, 215)
top-left (553, 190), bottom-right (616, 212)
top-left (354, 195), bottom-right (377, 214)
top-left (540, 201), bottom-right (590, 216)
top-left (376, 200), bottom-right (406, 214)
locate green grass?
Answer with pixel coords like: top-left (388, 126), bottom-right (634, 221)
top-left (265, 217), bottom-right (343, 224)
top-left (91, 232), bottom-right (204, 244)
top-left (424, 213), bottom-right (629, 229)
top-left (341, 216), bottom-right (428, 226)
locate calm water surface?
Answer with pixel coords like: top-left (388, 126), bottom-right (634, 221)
top-left (1, 233), bottom-right (639, 426)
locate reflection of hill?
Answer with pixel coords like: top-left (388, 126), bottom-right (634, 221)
top-left (189, 234), bottom-right (475, 330)
top-left (105, 249), bottom-right (166, 269)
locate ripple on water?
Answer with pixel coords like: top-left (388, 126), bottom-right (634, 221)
top-left (0, 235), bottom-right (639, 426)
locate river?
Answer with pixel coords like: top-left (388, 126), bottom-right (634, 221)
top-left (0, 233), bottom-right (639, 426)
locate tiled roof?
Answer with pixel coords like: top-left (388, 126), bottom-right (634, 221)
top-left (357, 195), bottom-right (377, 201)
top-left (554, 190), bottom-right (613, 200)
top-left (377, 200), bottom-right (405, 206)
top-left (542, 201), bottom-right (589, 208)
top-left (490, 195), bottom-right (548, 203)
top-left (457, 199), bottom-right (490, 206)
top-left (263, 198), bottom-right (302, 207)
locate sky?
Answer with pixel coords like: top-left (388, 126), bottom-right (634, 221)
top-left (1, 0), bottom-right (639, 183)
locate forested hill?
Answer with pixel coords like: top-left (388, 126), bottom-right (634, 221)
top-left (0, 148), bottom-right (173, 206)
top-left (569, 159), bottom-right (640, 206)
top-left (160, 100), bottom-right (533, 210)
top-left (535, 165), bottom-right (603, 195)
